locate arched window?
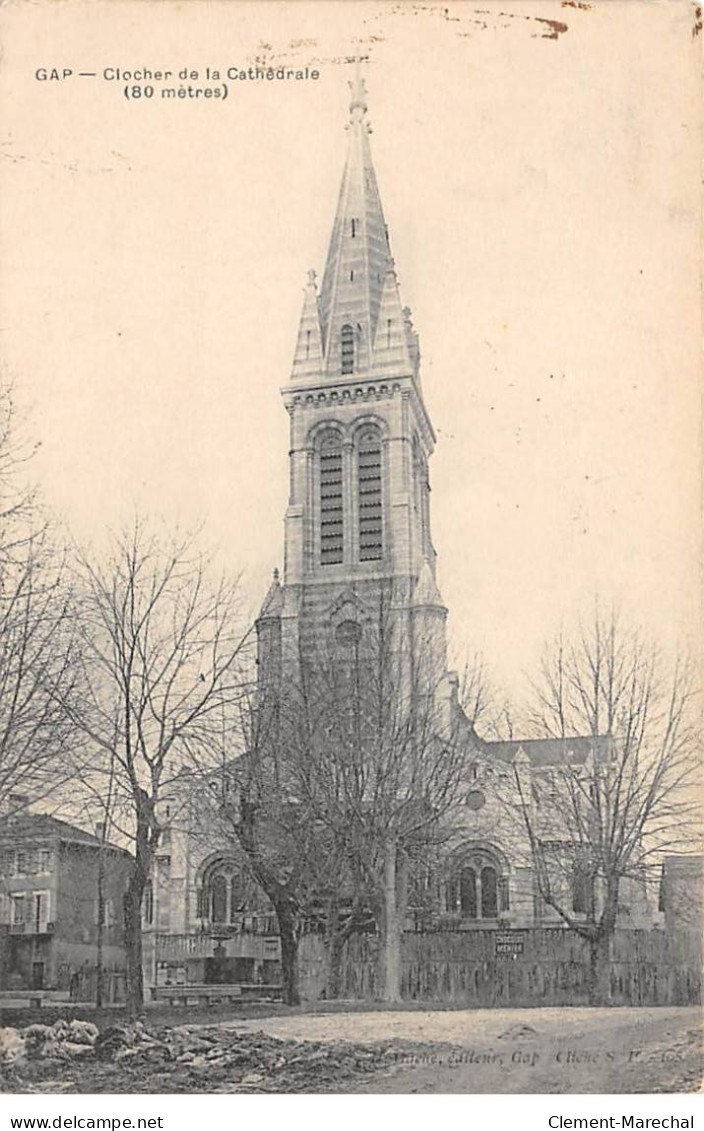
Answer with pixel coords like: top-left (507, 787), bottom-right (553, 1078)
top-left (333, 619), bottom-right (363, 728)
top-left (230, 873), bottom-right (246, 921)
top-left (341, 324), bottom-right (355, 375)
top-left (211, 874), bottom-right (228, 923)
top-left (480, 866), bottom-right (498, 918)
top-left (142, 881), bottom-right (154, 926)
top-left (412, 435), bottom-right (430, 551)
top-left (460, 867), bottom-right (477, 918)
top-left (197, 857), bottom-right (258, 924)
top-left (319, 432), bottom-right (344, 566)
top-left (446, 848), bottom-right (507, 921)
top-left (335, 619), bottom-right (362, 648)
top-left (357, 427), bottom-right (383, 562)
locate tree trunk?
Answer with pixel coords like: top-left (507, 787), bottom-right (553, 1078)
top-left (276, 902), bottom-right (301, 1006)
top-left (123, 875), bottom-right (146, 1015)
top-left (380, 837), bottom-right (402, 1003)
top-left (96, 851), bottom-right (105, 1008)
top-left (326, 933), bottom-right (345, 1000)
top-left (235, 800), bottom-right (301, 1005)
top-left (123, 807), bottom-right (153, 1016)
top-left (587, 878), bottom-right (619, 1005)
top-left (587, 932), bottom-right (611, 1006)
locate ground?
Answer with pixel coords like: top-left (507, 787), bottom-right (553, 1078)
top-left (1, 1005), bottom-right (701, 1094)
top-left (227, 1005), bottom-right (704, 1093)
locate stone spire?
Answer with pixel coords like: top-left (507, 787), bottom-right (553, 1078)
top-left (291, 269), bottom-right (325, 381)
top-left (288, 64), bottom-right (421, 385)
top-left (315, 67), bottom-right (398, 378)
top-left (372, 260), bottom-right (414, 377)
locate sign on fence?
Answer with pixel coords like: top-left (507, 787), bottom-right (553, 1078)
top-left (494, 930), bottom-right (526, 958)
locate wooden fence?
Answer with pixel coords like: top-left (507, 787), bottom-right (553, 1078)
top-left (299, 928), bottom-right (701, 1007)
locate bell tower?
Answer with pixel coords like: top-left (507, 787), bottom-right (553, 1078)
top-left (257, 69), bottom-right (452, 707)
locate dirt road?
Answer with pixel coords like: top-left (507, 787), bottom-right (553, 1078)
top-left (3, 1006), bottom-right (700, 1094)
top-left (227, 1005), bottom-right (703, 1093)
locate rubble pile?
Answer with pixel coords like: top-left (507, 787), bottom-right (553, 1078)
top-left (1, 1020), bottom-right (99, 1069)
top-left (0, 1020), bottom-right (396, 1093)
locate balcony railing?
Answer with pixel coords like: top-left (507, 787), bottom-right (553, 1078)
top-left (156, 929), bottom-right (279, 959)
top-left (9, 921), bottom-right (54, 936)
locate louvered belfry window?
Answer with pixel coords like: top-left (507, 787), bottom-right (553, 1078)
top-left (320, 432), bottom-right (344, 566)
top-left (357, 428), bottom-right (383, 562)
top-left (341, 323), bottom-right (355, 375)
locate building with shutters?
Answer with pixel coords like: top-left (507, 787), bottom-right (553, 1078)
top-left (0, 814), bottom-right (131, 992)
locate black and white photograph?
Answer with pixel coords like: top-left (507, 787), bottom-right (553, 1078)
top-left (0, 0), bottom-right (701, 1108)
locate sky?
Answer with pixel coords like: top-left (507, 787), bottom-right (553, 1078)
top-left (1, 0), bottom-right (701, 700)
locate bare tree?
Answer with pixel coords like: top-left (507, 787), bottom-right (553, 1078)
top-left (457, 649), bottom-right (513, 740)
top-left (280, 588), bottom-right (470, 1003)
top-left (509, 603), bottom-right (700, 1002)
top-left (0, 381), bottom-right (80, 819)
top-left (198, 676), bottom-right (347, 1006)
top-left (0, 381), bottom-right (39, 564)
top-left (202, 594), bottom-right (496, 1005)
top-left (63, 520), bottom-right (252, 1012)
top-left (0, 534), bottom-right (80, 817)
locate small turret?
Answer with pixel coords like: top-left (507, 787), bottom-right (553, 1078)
top-left (371, 262), bottom-right (415, 378)
top-left (256, 568), bottom-right (283, 687)
top-left (412, 560), bottom-right (446, 612)
top-left (411, 561), bottom-right (448, 695)
top-left (257, 567), bottom-right (284, 620)
top-left (291, 270), bottom-right (325, 382)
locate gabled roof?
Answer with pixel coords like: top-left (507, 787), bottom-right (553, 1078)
top-left (0, 813), bottom-right (129, 855)
top-left (480, 734), bottom-right (612, 767)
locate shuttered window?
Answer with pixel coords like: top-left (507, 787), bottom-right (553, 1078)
top-left (357, 429), bottom-right (383, 561)
top-left (320, 433), bottom-right (344, 565)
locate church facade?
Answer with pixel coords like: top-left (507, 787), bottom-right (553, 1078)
top-left (141, 76), bottom-right (659, 992)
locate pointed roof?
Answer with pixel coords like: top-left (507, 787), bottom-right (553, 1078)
top-left (291, 270), bottom-right (325, 382)
top-left (287, 67), bottom-right (426, 399)
top-left (412, 560), bottom-right (446, 611)
top-left (316, 70), bottom-right (397, 377)
top-left (258, 568), bottom-right (283, 620)
top-left (371, 262), bottom-right (413, 377)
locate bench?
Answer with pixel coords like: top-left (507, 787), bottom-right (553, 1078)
top-left (149, 983), bottom-right (283, 1006)
top-left (0, 992), bottom-right (54, 1009)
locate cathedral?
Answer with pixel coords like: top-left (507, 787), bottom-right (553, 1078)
top-left (254, 69), bottom-right (452, 720)
top-left (141, 74), bottom-right (658, 993)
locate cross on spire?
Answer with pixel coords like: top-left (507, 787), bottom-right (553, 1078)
top-left (348, 58), bottom-right (368, 124)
